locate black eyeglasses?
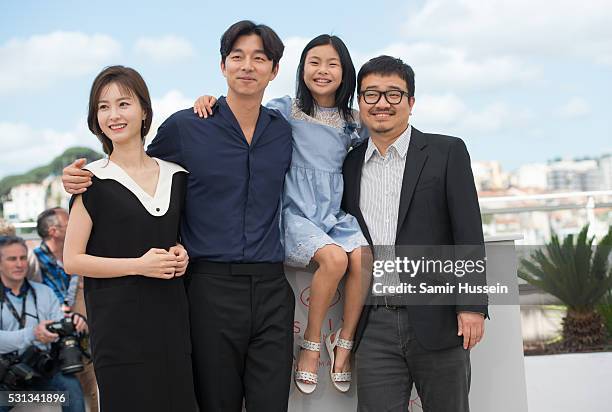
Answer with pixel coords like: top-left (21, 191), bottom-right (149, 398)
top-left (359, 89), bottom-right (410, 105)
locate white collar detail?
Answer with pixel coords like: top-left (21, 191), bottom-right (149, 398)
top-left (84, 157), bottom-right (188, 217)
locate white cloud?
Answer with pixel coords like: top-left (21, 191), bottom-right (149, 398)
top-left (134, 35), bottom-right (195, 62)
top-left (0, 89), bottom-right (194, 179)
top-left (414, 93), bottom-right (530, 136)
top-left (262, 36), bottom-right (535, 103)
top-left (461, 102), bottom-right (516, 133)
top-left (596, 54), bottom-right (612, 67)
top-left (0, 31), bottom-right (121, 95)
top-left (414, 94), bottom-right (467, 126)
top-left (558, 97), bottom-right (591, 118)
top-left (0, 121), bottom-right (98, 178)
top-left (145, 90), bottom-right (195, 146)
top-left (378, 42), bottom-right (538, 92)
top-left (403, 0), bottom-right (612, 64)
top-left (263, 36), bottom-right (309, 103)
top-left (152, 90), bottom-right (194, 121)
top-left (256, 36), bottom-right (534, 139)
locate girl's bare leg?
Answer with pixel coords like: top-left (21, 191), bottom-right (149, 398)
top-left (333, 246), bottom-right (372, 373)
top-left (296, 244), bottom-right (348, 381)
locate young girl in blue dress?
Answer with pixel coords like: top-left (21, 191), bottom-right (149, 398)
top-left (194, 35), bottom-right (370, 394)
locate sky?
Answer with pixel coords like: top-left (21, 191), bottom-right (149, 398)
top-left (1, 0), bottom-right (611, 179)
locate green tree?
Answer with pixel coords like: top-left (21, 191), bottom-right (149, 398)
top-left (0, 147), bottom-right (102, 198)
top-left (519, 225), bottom-right (612, 350)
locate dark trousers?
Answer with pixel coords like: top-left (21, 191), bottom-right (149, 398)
top-left (187, 271), bottom-right (295, 412)
top-left (356, 306), bottom-right (471, 412)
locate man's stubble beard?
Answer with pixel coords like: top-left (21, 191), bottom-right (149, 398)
top-left (371, 125), bottom-right (396, 136)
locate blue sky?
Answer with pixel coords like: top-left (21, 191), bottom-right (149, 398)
top-left (1, 0), bottom-right (610, 178)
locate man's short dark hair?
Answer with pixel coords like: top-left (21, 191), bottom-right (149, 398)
top-left (357, 55), bottom-right (415, 97)
top-left (220, 20), bottom-right (284, 70)
top-left (0, 235), bottom-right (27, 260)
top-left (36, 207), bottom-right (65, 239)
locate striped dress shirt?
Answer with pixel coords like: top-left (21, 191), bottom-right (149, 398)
top-left (360, 125), bottom-right (412, 291)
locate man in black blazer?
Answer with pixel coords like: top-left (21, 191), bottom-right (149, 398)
top-left (342, 56), bottom-right (487, 412)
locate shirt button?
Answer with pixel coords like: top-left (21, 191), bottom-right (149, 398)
top-left (155, 207), bottom-right (160, 212)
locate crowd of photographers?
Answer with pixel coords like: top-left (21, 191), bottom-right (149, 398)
top-left (0, 209), bottom-right (94, 412)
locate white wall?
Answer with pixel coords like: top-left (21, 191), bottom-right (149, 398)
top-left (284, 236), bottom-right (528, 412)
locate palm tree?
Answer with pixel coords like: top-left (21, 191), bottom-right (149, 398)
top-left (519, 225), bottom-right (612, 350)
top-left (598, 291), bottom-right (612, 338)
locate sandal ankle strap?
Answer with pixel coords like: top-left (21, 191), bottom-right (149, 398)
top-left (336, 338), bottom-right (353, 351)
top-left (331, 371), bottom-right (352, 382)
top-left (300, 339), bottom-right (321, 352)
top-left (295, 370), bottom-right (318, 384)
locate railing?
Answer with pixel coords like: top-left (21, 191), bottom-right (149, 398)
top-left (478, 190), bottom-right (612, 243)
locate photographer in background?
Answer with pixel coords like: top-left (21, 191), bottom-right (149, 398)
top-left (0, 236), bottom-right (85, 412)
top-left (29, 208), bottom-right (79, 308)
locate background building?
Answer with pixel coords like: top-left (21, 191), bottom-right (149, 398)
top-left (546, 159), bottom-right (600, 192)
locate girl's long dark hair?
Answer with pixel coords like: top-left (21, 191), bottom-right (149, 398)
top-left (295, 35), bottom-right (356, 122)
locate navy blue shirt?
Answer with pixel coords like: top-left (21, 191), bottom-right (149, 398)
top-left (147, 97), bottom-right (292, 263)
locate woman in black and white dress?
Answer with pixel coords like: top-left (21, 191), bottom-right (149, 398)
top-left (64, 66), bottom-right (197, 412)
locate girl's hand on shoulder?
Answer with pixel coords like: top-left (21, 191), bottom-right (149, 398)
top-left (137, 248), bottom-right (177, 279)
top-left (193, 95), bottom-right (217, 118)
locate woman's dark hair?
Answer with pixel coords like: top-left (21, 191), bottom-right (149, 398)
top-left (87, 65), bottom-right (153, 155)
top-left (296, 35), bottom-right (356, 122)
top-left (220, 20), bottom-right (284, 70)
top-left (357, 55), bottom-right (415, 97)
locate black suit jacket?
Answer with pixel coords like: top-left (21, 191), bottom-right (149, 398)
top-left (342, 127), bottom-right (488, 351)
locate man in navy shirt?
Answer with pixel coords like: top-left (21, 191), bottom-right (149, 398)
top-left (63, 21), bottom-right (294, 412)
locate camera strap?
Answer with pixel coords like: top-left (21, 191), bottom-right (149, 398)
top-left (1, 280), bottom-right (39, 329)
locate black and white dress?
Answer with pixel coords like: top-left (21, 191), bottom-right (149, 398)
top-left (73, 158), bottom-right (197, 412)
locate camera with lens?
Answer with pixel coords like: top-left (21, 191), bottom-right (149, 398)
top-left (0, 352), bottom-right (28, 390)
top-left (21, 345), bottom-right (55, 375)
top-left (0, 346), bottom-right (54, 390)
top-left (46, 316), bottom-right (90, 374)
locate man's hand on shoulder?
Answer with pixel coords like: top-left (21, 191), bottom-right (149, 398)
top-left (457, 311), bottom-right (485, 350)
top-left (62, 158), bottom-right (93, 194)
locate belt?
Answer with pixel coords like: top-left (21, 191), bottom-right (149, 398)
top-left (372, 295), bottom-right (406, 310)
top-left (187, 260), bottom-right (285, 276)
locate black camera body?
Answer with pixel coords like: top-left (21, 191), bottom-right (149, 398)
top-left (46, 317), bottom-right (87, 374)
top-left (20, 346), bottom-right (55, 376)
top-left (0, 346), bottom-right (54, 390)
top-left (0, 352), bottom-right (25, 390)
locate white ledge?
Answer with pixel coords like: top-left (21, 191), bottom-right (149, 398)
top-left (484, 233), bottom-right (523, 243)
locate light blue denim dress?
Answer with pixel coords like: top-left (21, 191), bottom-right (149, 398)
top-left (267, 96), bottom-right (369, 267)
